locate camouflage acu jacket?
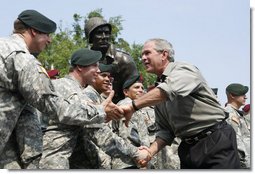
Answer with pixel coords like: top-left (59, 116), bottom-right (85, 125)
top-left (0, 34), bottom-right (105, 155)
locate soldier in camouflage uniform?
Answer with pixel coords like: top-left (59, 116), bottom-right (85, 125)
top-left (85, 17), bottom-right (139, 103)
top-left (70, 64), bottom-right (149, 169)
top-left (225, 83), bottom-right (250, 168)
top-left (0, 10), bottom-right (58, 169)
top-left (39, 49), bottom-right (128, 169)
top-left (112, 75), bottom-right (151, 169)
top-left (0, 9), bottom-right (123, 168)
top-left (141, 105), bottom-right (181, 169)
top-left (38, 48), bottom-right (101, 169)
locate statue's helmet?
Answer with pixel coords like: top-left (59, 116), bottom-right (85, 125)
top-left (85, 17), bottom-right (112, 43)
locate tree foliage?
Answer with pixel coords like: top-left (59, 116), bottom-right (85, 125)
top-left (38, 9), bottom-right (156, 88)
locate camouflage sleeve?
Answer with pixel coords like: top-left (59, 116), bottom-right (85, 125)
top-left (118, 117), bottom-right (141, 146)
top-left (15, 104), bottom-right (42, 165)
top-left (116, 112), bottom-right (150, 148)
top-left (114, 99), bottom-right (149, 148)
top-left (84, 86), bottom-right (102, 104)
top-left (16, 52), bottom-right (105, 126)
top-left (87, 123), bottom-right (139, 158)
top-left (136, 111), bottom-right (150, 147)
top-left (226, 113), bottom-right (250, 168)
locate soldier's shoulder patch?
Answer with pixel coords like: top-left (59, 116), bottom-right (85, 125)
top-left (37, 65), bottom-right (49, 78)
top-left (231, 115), bottom-right (240, 125)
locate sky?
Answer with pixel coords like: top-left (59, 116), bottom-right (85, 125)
top-left (0, 0), bottom-right (251, 106)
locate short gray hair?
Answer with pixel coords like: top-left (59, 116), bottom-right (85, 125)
top-left (145, 38), bottom-right (175, 62)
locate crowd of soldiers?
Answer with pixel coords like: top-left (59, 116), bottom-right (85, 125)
top-left (0, 9), bottom-right (250, 169)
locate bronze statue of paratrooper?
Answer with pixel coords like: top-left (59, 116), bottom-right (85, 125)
top-left (85, 17), bottom-right (139, 103)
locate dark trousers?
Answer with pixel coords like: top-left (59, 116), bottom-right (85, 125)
top-left (178, 122), bottom-right (240, 169)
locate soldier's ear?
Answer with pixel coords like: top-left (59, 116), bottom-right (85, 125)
top-left (229, 93), bottom-right (236, 99)
top-left (76, 65), bottom-right (84, 72)
top-left (123, 89), bottom-right (129, 97)
top-left (29, 28), bottom-right (38, 37)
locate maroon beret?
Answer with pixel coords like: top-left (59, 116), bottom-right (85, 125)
top-left (47, 69), bottom-right (59, 78)
top-left (242, 104), bottom-right (250, 113)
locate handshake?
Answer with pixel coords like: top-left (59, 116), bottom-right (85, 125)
top-left (135, 146), bottom-right (153, 168)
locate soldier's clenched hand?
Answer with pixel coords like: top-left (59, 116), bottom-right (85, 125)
top-left (102, 91), bottom-right (124, 122)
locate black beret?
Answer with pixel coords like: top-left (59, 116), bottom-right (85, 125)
top-left (123, 74), bottom-right (141, 89)
top-left (226, 83), bottom-right (249, 96)
top-left (70, 48), bottom-right (102, 66)
top-left (99, 63), bottom-right (114, 73)
top-left (18, 9), bottom-right (56, 34)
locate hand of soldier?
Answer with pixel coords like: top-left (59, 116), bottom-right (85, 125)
top-left (119, 103), bottom-right (134, 127)
top-left (135, 147), bottom-right (152, 168)
top-left (102, 90), bottom-right (124, 122)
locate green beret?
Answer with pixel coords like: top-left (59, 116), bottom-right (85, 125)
top-left (226, 83), bottom-right (249, 96)
top-left (18, 9), bottom-right (56, 34)
top-left (99, 63), bottom-right (114, 73)
top-left (70, 48), bottom-right (102, 66)
top-left (123, 74), bottom-right (141, 89)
